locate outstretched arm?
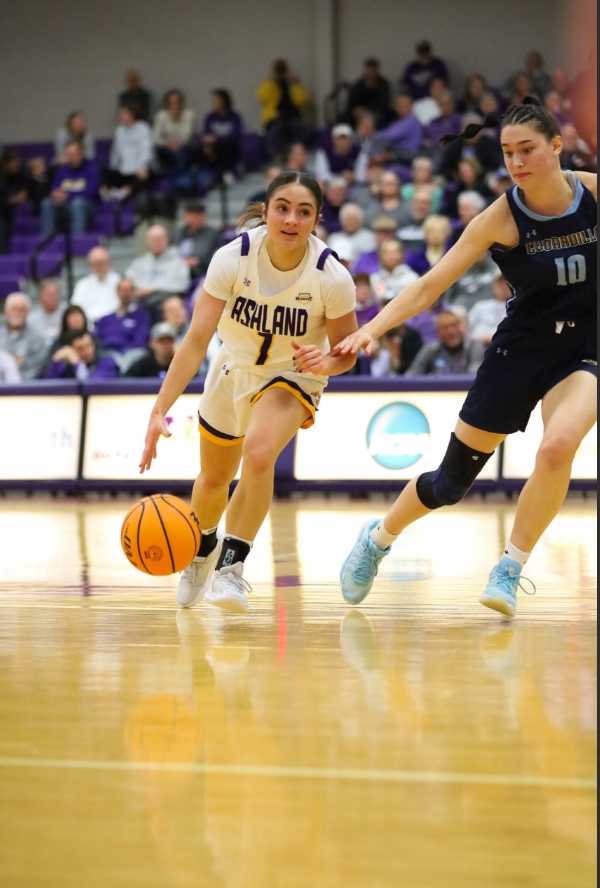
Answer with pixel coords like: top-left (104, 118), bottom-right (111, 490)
top-left (139, 289), bottom-right (225, 473)
top-left (334, 202), bottom-right (511, 356)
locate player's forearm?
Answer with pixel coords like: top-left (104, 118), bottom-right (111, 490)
top-left (322, 351), bottom-right (357, 377)
top-left (366, 278), bottom-right (435, 339)
top-left (151, 333), bottom-right (207, 416)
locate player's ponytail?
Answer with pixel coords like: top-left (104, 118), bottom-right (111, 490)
top-left (440, 95), bottom-right (561, 145)
top-left (237, 170), bottom-right (323, 230)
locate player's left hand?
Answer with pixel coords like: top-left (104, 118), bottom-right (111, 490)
top-left (292, 341), bottom-right (324, 375)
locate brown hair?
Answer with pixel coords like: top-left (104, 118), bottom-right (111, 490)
top-left (237, 170), bottom-right (323, 230)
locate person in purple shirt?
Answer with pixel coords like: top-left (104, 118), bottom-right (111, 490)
top-left (425, 90), bottom-right (462, 155)
top-left (376, 93), bottom-right (424, 162)
top-left (353, 273), bottom-right (380, 326)
top-left (320, 177), bottom-right (348, 234)
top-left (45, 329), bottom-right (118, 379)
top-left (94, 277), bottom-right (151, 371)
top-left (41, 142), bottom-right (99, 236)
top-left (402, 41), bottom-right (449, 101)
top-left (353, 215), bottom-right (398, 274)
top-left (201, 89), bottom-right (243, 178)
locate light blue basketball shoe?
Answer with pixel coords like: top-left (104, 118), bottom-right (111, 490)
top-left (340, 519), bottom-right (391, 605)
top-left (479, 556), bottom-right (536, 618)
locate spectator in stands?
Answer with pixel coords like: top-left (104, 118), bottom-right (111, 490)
top-left (126, 225), bottom-right (190, 317)
top-left (376, 92), bottom-right (424, 162)
top-left (320, 177), bottom-right (348, 234)
top-left (201, 89), bottom-right (243, 180)
top-left (94, 277), bottom-right (151, 369)
top-left (71, 247), bottom-right (120, 323)
top-left (448, 250), bottom-right (498, 311)
top-left (0, 150), bottom-right (28, 206)
top-left (125, 321), bottom-right (177, 378)
top-left (551, 69), bottom-right (572, 109)
top-left (41, 142), bottom-right (99, 236)
top-left (486, 166), bottom-right (513, 200)
top-left (457, 75), bottom-right (487, 114)
top-left (560, 124), bottom-right (597, 172)
top-left (406, 214), bottom-right (451, 275)
top-left (362, 170), bottom-right (403, 227)
top-left (248, 164), bottom-right (283, 204)
top-left (413, 77), bottom-right (447, 127)
top-left (509, 73), bottom-right (535, 106)
top-left (45, 329), bottom-right (118, 379)
top-left (448, 190), bottom-right (486, 246)
top-left (161, 295), bottom-right (190, 343)
top-left (544, 90), bottom-right (571, 126)
top-left (353, 214), bottom-right (397, 274)
top-left (402, 41), bottom-right (448, 100)
top-left (347, 58), bottom-right (391, 128)
top-left (28, 280), bottom-right (66, 346)
top-left (47, 304), bottom-right (88, 363)
top-left (0, 292), bottom-right (47, 379)
top-left (328, 204), bottom-right (376, 265)
top-left (440, 114), bottom-right (504, 179)
top-left (26, 157), bottom-right (52, 216)
top-left (283, 142), bottom-right (311, 174)
top-left (468, 273), bottom-right (510, 345)
top-left (397, 187), bottom-right (433, 251)
top-left (354, 113), bottom-right (389, 182)
top-left (400, 157), bottom-right (443, 212)
top-left (315, 124), bottom-right (361, 184)
top-left (103, 104), bottom-right (153, 198)
top-left (353, 273), bottom-right (380, 326)
top-left (426, 90), bottom-right (462, 154)
top-left (175, 201), bottom-right (221, 279)
top-left (257, 59), bottom-right (311, 157)
top-left (370, 323), bottom-right (423, 376)
top-left (0, 348), bottom-right (20, 383)
top-left (370, 239), bottom-right (419, 304)
top-left (442, 157), bottom-right (492, 218)
top-left (153, 89), bottom-right (196, 179)
top-left (55, 112), bottom-right (95, 163)
top-left (119, 70), bottom-right (153, 122)
top-left (408, 295), bottom-right (453, 344)
top-left (525, 51), bottom-right (553, 98)
top-left (407, 309), bottom-right (484, 375)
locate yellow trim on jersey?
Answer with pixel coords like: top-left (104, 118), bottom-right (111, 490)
top-left (250, 380), bottom-right (316, 429)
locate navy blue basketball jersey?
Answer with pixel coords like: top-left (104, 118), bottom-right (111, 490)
top-left (491, 171), bottom-right (597, 324)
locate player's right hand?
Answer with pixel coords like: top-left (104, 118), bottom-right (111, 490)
top-left (139, 413), bottom-right (172, 474)
top-left (332, 328), bottom-right (375, 356)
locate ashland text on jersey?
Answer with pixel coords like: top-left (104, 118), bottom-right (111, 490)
top-left (230, 296), bottom-right (308, 338)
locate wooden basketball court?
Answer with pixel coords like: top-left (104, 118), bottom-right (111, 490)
top-left (0, 495), bottom-right (596, 887)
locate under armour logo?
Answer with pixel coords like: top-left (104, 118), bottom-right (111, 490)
top-left (244, 278), bottom-right (251, 287)
top-left (496, 348), bottom-right (508, 356)
top-left (472, 456), bottom-right (480, 461)
top-left (527, 230), bottom-right (537, 238)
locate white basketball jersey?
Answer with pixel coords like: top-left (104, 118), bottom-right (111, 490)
top-left (216, 227), bottom-right (340, 382)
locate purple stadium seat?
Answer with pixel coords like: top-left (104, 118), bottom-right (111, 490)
top-left (9, 233), bottom-right (101, 257)
top-left (240, 133), bottom-right (266, 170)
top-left (4, 142), bottom-right (54, 166)
top-left (0, 275), bottom-right (24, 298)
top-left (0, 256), bottom-right (23, 275)
top-left (13, 219), bottom-right (42, 236)
top-left (14, 202), bottom-right (35, 221)
top-left (95, 139), bottom-right (112, 168)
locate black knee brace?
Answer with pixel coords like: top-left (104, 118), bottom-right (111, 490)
top-left (416, 433), bottom-right (495, 510)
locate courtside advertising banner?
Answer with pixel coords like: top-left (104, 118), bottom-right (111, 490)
top-left (294, 392), bottom-right (500, 481)
top-left (0, 396), bottom-right (82, 480)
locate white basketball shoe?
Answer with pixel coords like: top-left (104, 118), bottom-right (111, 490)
top-left (176, 537), bottom-right (221, 608)
top-left (205, 563), bottom-right (252, 614)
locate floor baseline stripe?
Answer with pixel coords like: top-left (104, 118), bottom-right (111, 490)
top-left (0, 757), bottom-right (594, 790)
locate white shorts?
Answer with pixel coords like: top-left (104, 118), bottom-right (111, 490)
top-left (198, 354), bottom-right (325, 446)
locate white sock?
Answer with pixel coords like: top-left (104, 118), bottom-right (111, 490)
top-left (370, 520), bottom-right (399, 551)
top-left (504, 541), bottom-right (530, 567)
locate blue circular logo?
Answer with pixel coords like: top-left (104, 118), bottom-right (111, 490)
top-left (366, 402), bottom-right (431, 470)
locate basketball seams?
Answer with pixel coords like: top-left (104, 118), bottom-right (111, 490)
top-left (149, 496), bottom-right (176, 574)
top-left (136, 500), bottom-right (152, 574)
top-left (158, 495), bottom-right (200, 551)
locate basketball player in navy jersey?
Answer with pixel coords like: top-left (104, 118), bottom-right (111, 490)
top-left (336, 97), bottom-right (597, 617)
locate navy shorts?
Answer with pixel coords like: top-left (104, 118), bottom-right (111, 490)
top-left (460, 318), bottom-right (597, 435)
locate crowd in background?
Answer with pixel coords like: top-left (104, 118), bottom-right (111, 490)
top-left (0, 41), bottom-right (596, 383)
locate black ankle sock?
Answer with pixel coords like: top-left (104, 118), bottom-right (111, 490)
top-left (198, 529), bottom-right (218, 558)
top-left (216, 537), bottom-right (252, 570)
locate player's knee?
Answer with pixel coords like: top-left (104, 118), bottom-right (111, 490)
top-left (536, 432), bottom-right (579, 472)
top-left (198, 464), bottom-right (236, 491)
top-left (242, 437), bottom-right (277, 476)
top-left (416, 433), bottom-right (495, 510)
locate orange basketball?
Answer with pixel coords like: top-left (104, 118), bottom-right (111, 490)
top-left (121, 494), bottom-right (201, 576)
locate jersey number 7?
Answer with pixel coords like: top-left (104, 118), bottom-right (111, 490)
top-left (256, 332), bottom-right (274, 365)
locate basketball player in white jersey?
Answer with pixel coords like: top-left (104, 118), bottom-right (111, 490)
top-left (139, 172), bottom-right (357, 613)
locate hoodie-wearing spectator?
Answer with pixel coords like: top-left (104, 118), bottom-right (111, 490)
top-left (126, 225), bottom-right (191, 315)
top-left (72, 247), bottom-right (121, 323)
top-left (257, 59), bottom-right (311, 157)
top-left (45, 329), bottom-right (118, 380)
top-left (468, 274), bottom-right (511, 345)
top-left (328, 204), bottom-right (377, 265)
top-left (94, 278), bottom-right (151, 369)
top-left (119, 69), bottom-right (153, 122)
top-left (41, 143), bottom-right (99, 236)
top-left (314, 124), bottom-right (361, 184)
top-left (153, 89), bottom-right (196, 178)
top-left (0, 349), bottom-right (21, 383)
top-left (0, 292), bottom-right (47, 379)
top-left (54, 112), bottom-right (95, 163)
top-left (28, 280), bottom-right (66, 347)
top-left (407, 309), bottom-right (484, 375)
top-left (201, 89), bottom-right (243, 178)
top-left (174, 202), bottom-right (221, 279)
top-left (402, 41), bottom-right (449, 100)
top-left (124, 322), bottom-right (177, 378)
top-left (448, 251), bottom-right (499, 311)
top-left (347, 58), bottom-right (392, 128)
top-left (370, 239), bottom-right (419, 304)
top-left (104, 105), bottom-right (153, 196)
top-left (377, 93), bottom-right (424, 161)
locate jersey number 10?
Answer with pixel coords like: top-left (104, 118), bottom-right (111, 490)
top-left (555, 254), bottom-right (586, 286)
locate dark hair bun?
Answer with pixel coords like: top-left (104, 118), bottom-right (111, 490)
top-left (522, 95), bottom-right (542, 106)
